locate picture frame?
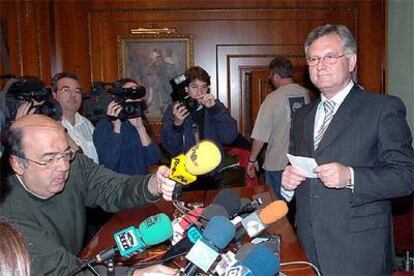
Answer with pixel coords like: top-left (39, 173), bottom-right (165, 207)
top-left (118, 34), bottom-right (194, 121)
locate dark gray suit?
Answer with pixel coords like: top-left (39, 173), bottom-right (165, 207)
top-left (290, 85), bottom-right (414, 275)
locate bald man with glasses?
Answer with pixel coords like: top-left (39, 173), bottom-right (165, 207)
top-left (0, 114), bottom-right (177, 275)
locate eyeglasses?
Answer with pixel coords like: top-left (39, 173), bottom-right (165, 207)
top-left (21, 149), bottom-right (76, 169)
top-left (306, 53), bottom-right (346, 66)
top-left (59, 87), bottom-right (82, 95)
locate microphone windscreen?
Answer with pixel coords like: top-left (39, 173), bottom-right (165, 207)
top-left (139, 213), bottom-right (173, 246)
top-left (259, 200), bottom-right (288, 225)
top-left (200, 204), bottom-right (229, 226)
top-left (239, 244), bottom-right (279, 275)
top-left (212, 189), bottom-right (241, 216)
top-left (185, 140), bottom-right (221, 175)
top-left (203, 216), bottom-right (236, 250)
top-left (235, 243), bottom-right (255, 261)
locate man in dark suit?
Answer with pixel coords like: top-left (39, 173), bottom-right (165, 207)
top-left (281, 24), bottom-right (414, 275)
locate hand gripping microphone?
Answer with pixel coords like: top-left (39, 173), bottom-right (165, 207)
top-left (234, 200), bottom-right (288, 242)
top-left (92, 213), bottom-right (173, 264)
top-left (181, 216), bottom-right (236, 276)
top-left (170, 140), bottom-right (222, 198)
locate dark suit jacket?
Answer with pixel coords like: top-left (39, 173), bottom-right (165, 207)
top-left (290, 85), bottom-right (414, 275)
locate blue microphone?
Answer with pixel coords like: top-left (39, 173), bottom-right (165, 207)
top-left (233, 243), bottom-right (280, 276)
top-left (181, 216), bottom-right (236, 276)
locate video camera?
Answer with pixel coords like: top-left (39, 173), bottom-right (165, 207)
top-left (169, 73), bottom-right (199, 113)
top-left (82, 81), bottom-right (147, 124)
top-left (4, 77), bottom-right (62, 125)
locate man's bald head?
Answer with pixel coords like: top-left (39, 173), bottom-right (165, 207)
top-left (5, 114), bottom-right (66, 159)
top-left (11, 114), bottom-right (63, 131)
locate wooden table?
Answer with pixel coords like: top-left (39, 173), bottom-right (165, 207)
top-left (80, 186), bottom-right (315, 275)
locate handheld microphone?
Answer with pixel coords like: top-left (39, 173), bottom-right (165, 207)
top-left (234, 200), bottom-right (288, 242)
top-left (170, 140), bottom-right (222, 198)
top-left (165, 204), bottom-right (229, 260)
top-left (92, 213), bottom-right (173, 264)
top-left (171, 207), bottom-right (204, 245)
top-left (212, 188), bottom-right (241, 217)
top-left (181, 216), bottom-right (236, 275)
top-left (230, 198), bottom-right (263, 220)
top-left (172, 189), bottom-right (237, 245)
top-left (220, 243), bottom-right (279, 276)
top-left (199, 203), bottom-right (229, 225)
top-left (172, 200), bottom-right (229, 246)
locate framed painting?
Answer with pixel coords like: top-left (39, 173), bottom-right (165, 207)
top-left (118, 34), bottom-right (193, 121)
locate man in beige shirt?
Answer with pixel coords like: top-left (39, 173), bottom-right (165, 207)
top-left (247, 56), bottom-right (310, 199)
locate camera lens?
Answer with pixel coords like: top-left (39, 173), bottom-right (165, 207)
top-left (120, 102), bottom-right (143, 119)
top-left (123, 102), bottom-right (137, 114)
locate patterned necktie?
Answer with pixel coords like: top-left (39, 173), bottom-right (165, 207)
top-left (314, 100), bottom-right (335, 149)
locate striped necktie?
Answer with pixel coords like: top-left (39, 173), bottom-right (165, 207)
top-left (314, 99), bottom-right (335, 149)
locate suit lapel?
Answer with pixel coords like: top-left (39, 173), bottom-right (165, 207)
top-left (315, 85), bottom-right (362, 154)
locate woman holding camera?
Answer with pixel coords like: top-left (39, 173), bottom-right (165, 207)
top-left (161, 66), bottom-right (238, 188)
top-left (93, 78), bottom-right (160, 175)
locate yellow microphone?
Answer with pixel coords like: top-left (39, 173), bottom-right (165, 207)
top-left (170, 140), bottom-right (222, 198)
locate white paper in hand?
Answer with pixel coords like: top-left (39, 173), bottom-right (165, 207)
top-left (286, 154), bottom-right (318, 178)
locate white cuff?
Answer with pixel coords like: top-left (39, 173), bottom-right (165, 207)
top-left (281, 186), bottom-right (295, 202)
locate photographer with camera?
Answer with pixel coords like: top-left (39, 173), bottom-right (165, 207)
top-left (2, 76), bottom-right (62, 126)
top-left (93, 78), bottom-right (160, 175)
top-left (51, 72), bottom-right (99, 164)
top-left (1, 76), bottom-right (64, 159)
top-left (161, 66), bottom-right (238, 189)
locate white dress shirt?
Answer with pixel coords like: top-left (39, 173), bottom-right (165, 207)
top-left (61, 113), bottom-right (99, 163)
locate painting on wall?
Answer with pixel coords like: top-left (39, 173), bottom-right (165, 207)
top-left (119, 34), bottom-right (193, 121)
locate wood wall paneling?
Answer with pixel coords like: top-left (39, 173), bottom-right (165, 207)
top-left (0, 0), bottom-right (386, 140)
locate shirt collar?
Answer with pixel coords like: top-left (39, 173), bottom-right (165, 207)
top-left (61, 113), bottom-right (82, 129)
top-left (15, 174), bottom-right (48, 200)
top-left (321, 80), bottom-right (354, 107)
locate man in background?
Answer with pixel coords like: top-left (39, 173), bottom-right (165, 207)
top-left (247, 56), bottom-right (310, 199)
top-left (52, 72), bottom-right (99, 163)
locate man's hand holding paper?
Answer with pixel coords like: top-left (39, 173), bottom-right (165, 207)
top-left (281, 154), bottom-right (318, 201)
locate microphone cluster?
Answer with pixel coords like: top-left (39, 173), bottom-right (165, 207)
top-left (77, 140), bottom-right (287, 275)
top-left (169, 188), bottom-right (288, 276)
